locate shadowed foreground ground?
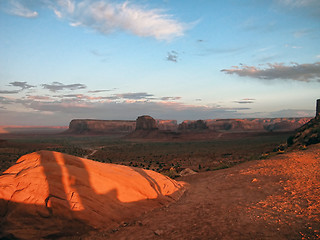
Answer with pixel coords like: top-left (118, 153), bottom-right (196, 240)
top-left (79, 144), bottom-right (320, 240)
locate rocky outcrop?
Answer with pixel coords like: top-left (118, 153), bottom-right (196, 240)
top-left (135, 115), bottom-right (158, 130)
top-left (0, 151), bottom-right (186, 239)
top-left (287, 116), bottom-right (320, 147)
top-left (157, 120), bottom-right (178, 131)
top-left (178, 120), bottom-right (208, 131)
top-left (68, 119), bottom-right (136, 134)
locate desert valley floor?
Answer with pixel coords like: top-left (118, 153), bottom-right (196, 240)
top-left (0, 129), bottom-right (319, 239)
top-left (77, 144), bottom-right (320, 240)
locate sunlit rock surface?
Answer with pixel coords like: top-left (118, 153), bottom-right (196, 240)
top-left (0, 151), bottom-right (186, 239)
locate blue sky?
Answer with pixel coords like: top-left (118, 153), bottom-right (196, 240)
top-left (0, 0), bottom-right (319, 125)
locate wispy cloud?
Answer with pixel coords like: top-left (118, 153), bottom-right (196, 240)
top-left (42, 82), bottom-right (87, 92)
top-left (3, 0), bottom-right (188, 40)
top-left (26, 95), bottom-right (53, 101)
top-left (0, 96), bottom-right (14, 104)
top-left (241, 17), bottom-right (276, 32)
top-left (161, 96), bottom-right (181, 101)
top-left (55, 0), bottom-right (186, 41)
top-left (275, 0), bottom-right (320, 18)
top-left (0, 90), bottom-right (20, 94)
top-left (221, 62), bottom-right (320, 82)
top-left (9, 81), bottom-right (35, 90)
top-left (6, 0), bottom-right (38, 18)
top-left (115, 92), bottom-right (154, 100)
top-left (166, 51), bottom-right (178, 62)
top-left (88, 89), bottom-right (111, 93)
top-left (293, 29), bottom-right (313, 38)
top-left (234, 98), bottom-right (256, 104)
top-left (195, 46), bottom-right (246, 57)
top-left (4, 97), bottom-right (250, 124)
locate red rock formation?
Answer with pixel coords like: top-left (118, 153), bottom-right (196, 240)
top-left (68, 119), bottom-right (136, 134)
top-left (135, 115), bottom-right (158, 130)
top-left (157, 120), bottom-right (178, 131)
top-left (204, 118), bottom-right (311, 132)
top-left (178, 120), bottom-right (208, 131)
top-left (0, 151), bottom-right (186, 239)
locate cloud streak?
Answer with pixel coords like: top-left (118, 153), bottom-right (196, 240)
top-left (6, 0), bottom-right (38, 18)
top-left (234, 98), bottom-right (256, 104)
top-left (221, 62), bottom-right (320, 82)
top-left (115, 92), bottom-right (154, 100)
top-left (42, 82), bottom-right (87, 92)
top-left (9, 81), bottom-right (35, 90)
top-left (0, 90), bottom-right (20, 94)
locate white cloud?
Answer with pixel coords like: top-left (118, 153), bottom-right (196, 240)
top-left (55, 0), bottom-right (186, 41)
top-left (7, 0), bottom-right (38, 18)
top-left (221, 62), bottom-right (320, 82)
top-left (3, 0), bottom-right (188, 40)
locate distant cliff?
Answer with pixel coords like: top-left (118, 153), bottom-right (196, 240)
top-left (178, 118), bottom-right (311, 132)
top-left (157, 120), bottom-right (178, 131)
top-left (67, 119), bottom-right (136, 134)
top-left (67, 117), bottom-right (311, 135)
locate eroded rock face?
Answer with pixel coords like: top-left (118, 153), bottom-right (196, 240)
top-left (157, 120), bottom-right (178, 131)
top-left (136, 115), bottom-right (158, 130)
top-left (178, 120), bottom-right (208, 131)
top-left (204, 118), bottom-right (311, 132)
top-left (287, 116), bottom-right (320, 147)
top-left (68, 119), bottom-right (136, 134)
top-left (0, 151), bottom-right (186, 239)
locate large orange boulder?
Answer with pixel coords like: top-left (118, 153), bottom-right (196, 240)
top-left (0, 151), bottom-right (186, 239)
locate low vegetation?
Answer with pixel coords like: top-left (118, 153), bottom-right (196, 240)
top-left (0, 132), bottom-right (292, 175)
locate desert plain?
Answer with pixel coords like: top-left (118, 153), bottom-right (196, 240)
top-left (0, 116), bottom-right (319, 239)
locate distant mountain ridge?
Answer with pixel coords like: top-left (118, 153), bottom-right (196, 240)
top-left (66, 117), bottom-right (312, 134)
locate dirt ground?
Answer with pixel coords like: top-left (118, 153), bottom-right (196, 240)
top-left (78, 144), bottom-right (320, 240)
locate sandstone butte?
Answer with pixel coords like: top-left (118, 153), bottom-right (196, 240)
top-left (0, 151), bottom-right (187, 239)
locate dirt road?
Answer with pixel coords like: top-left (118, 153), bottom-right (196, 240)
top-left (82, 144), bottom-right (320, 240)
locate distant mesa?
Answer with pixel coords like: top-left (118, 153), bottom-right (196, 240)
top-left (65, 116), bottom-right (312, 138)
top-left (0, 151), bottom-right (186, 239)
top-left (157, 119), bottom-right (178, 131)
top-left (178, 120), bottom-right (208, 131)
top-left (135, 115), bottom-right (158, 130)
top-left (67, 119), bottom-right (136, 134)
top-left (127, 115), bottom-right (181, 139)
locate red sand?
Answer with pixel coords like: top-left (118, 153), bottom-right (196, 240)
top-left (82, 144), bottom-right (320, 239)
top-left (0, 151), bottom-right (186, 239)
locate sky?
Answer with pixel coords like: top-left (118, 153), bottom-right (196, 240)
top-left (0, 0), bottom-right (319, 126)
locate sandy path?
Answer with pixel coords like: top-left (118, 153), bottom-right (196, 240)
top-left (83, 149), bottom-right (98, 159)
top-left (81, 144), bottom-right (320, 240)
